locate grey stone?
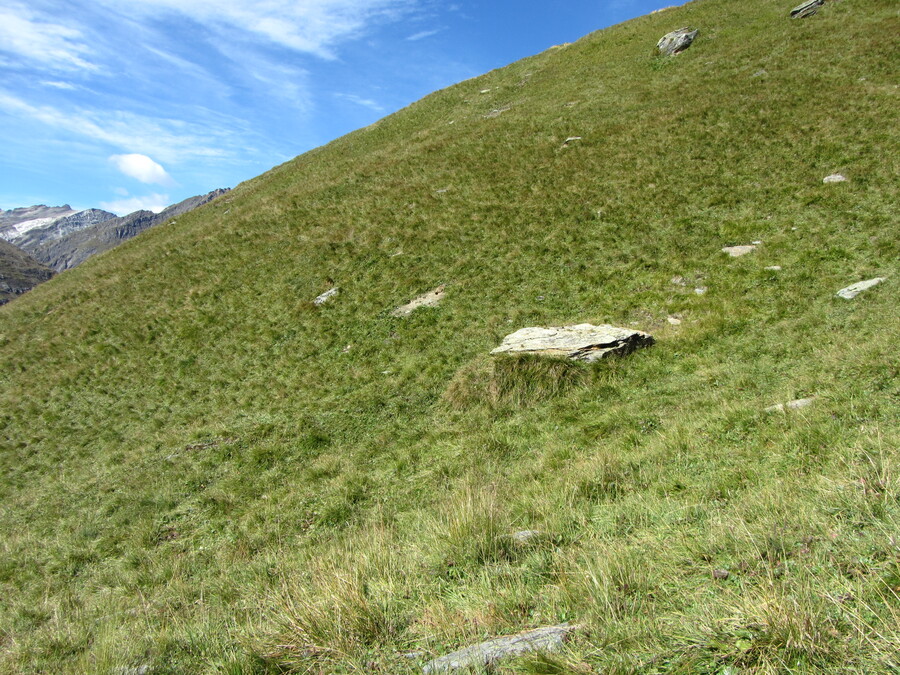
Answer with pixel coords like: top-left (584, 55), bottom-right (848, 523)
top-left (484, 107), bottom-right (510, 119)
top-left (765, 266), bottom-right (782, 271)
top-left (392, 285), bottom-right (446, 316)
top-left (765, 397), bottom-right (816, 413)
top-left (823, 173), bottom-right (847, 183)
top-left (836, 277), bottom-right (884, 299)
top-left (511, 530), bottom-right (543, 544)
top-left (313, 287), bottom-right (339, 306)
top-left (423, 624), bottom-right (576, 673)
top-left (722, 245), bottom-right (756, 257)
top-left (491, 324), bottom-right (654, 362)
top-left (791, 0), bottom-right (824, 18)
top-left (657, 28), bottom-right (698, 56)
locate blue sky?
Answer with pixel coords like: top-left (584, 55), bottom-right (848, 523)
top-left (0, 0), bottom-right (673, 214)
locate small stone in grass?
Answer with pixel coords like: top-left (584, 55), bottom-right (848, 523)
top-left (836, 277), bottom-right (884, 299)
top-left (713, 569), bottom-right (730, 580)
top-left (823, 173), bottom-right (847, 183)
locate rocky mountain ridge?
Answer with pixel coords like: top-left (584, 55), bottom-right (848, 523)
top-left (0, 189), bottom-right (230, 298)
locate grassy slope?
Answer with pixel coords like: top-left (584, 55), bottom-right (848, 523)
top-left (1, 0), bottom-right (898, 672)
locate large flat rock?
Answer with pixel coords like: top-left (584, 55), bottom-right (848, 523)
top-left (491, 324), bottom-right (654, 362)
top-left (423, 623), bottom-right (575, 673)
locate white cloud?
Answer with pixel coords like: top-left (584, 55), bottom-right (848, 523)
top-left (96, 0), bottom-right (416, 59)
top-left (110, 153), bottom-right (175, 186)
top-left (406, 28), bottom-right (440, 41)
top-left (0, 3), bottom-right (96, 71)
top-left (100, 193), bottom-right (170, 216)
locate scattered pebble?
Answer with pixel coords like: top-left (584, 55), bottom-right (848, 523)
top-left (823, 173), bottom-right (848, 183)
top-left (765, 397), bottom-right (816, 413)
top-left (694, 287), bottom-right (707, 295)
top-left (712, 569), bottom-right (730, 580)
top-left (765, 265), bottom-right (782, 271)
top-left (484, 107), bottom-right (511, 119)
top-left (667, 316), bottom-right (682, 325)
top-left (722, 245), bottom-right (757, 257)
top-left (836, 277), bottom-right (884, 299)
top-left (480, 89), bottom-right (491, 94)
top-left (313, 287), bottom-right (339, 306)
top-left (391, 285), bottom-right (446, 316)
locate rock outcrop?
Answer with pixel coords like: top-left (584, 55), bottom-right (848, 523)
top-left (491, 324), bottom-right (654, 362)
top-left (657, 28), bottom-right (698, 55)
top-left (423, 623), bottom-right (576, 673)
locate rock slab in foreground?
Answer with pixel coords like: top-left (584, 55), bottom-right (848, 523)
top-left (791, 0), bottom-right (824, 18)
top-left (657, 28), bottom-right (698, 55)
top-left (423, 623), bottom-right (575, 673)
top-left (491, 324), bottom-right (654, 362)
top-left (836, 278), bottom-right (884, 299)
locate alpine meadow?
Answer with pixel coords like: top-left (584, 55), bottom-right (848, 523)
top-left (1, 0), bottom-right (898, 673)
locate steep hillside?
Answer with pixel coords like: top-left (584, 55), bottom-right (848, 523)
top-left (0, 0), bottom-right (897, 673)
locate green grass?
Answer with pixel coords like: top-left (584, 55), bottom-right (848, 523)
top-left (0, 0), bottom-right (898, 672)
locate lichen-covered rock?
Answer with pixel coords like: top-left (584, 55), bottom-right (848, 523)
top-left (657, 28), bottom-right (698, 55)
top-left (491, 324), bottom-right (654, 362)
top-left (423, 624), bottom-right (576, 673)
top-left (791, 0), bottom-right (824, 19)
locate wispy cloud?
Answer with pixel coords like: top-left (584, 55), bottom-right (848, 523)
top-left (100, 193), bottom-right (170, 216)
top-left (334, 92), bottom-right (384, 112)
top-left (110, 154), bottom-right (175, 186)
top-left (95, 0), bottom-right (416, 59)
top-left (40, 80), bottom-right (77, 90)
top-left (406, 28), bottom-right (441, 41)
top-left (0, 3), bottom-right (96, 72)
top-left (0, 91), bottom-right (233, 164)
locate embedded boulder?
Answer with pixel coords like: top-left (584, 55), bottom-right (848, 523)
top-left (657, 28), bottom-right (698, 55)
top-left (423, 624), bottom-right (576, 673)
top-left (491, 324), bottom-right (654, 362)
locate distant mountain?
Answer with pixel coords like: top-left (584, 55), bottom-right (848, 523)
top-left (13, 208), bottom-right (118, 251)
top-left (0, 188), bottom-right (229, 301)
top-left (1, 188), bottom-right (230, 276)
top-left (0, 239), bottom-right (54, 305)
top-left (0, 205), bottom-right (77, 241)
